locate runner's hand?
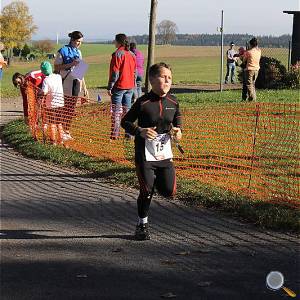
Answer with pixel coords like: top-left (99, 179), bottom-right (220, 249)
top-left (140, 127), bottom-right (157, 140)
top-left (172, 127), bottom-right (182, 141)
top-left (107, 90), bottom-right (112, 96)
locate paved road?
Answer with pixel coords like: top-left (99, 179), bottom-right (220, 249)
top-left (1, 96), bottom-right (299, 300)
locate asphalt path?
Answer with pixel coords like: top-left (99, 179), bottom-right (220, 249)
top-left (0, 96), bottom-right (299, 300)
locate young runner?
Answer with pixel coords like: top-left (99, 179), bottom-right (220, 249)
top-left (121, 62), bottom-right (182, 240)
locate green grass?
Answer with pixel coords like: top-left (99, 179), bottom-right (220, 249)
top-left (176, 89), bottom-right (300, 106)
top-left (3, 119), bottom-right (300, 232)
top-left (1, 44), bottom-right (294, 97)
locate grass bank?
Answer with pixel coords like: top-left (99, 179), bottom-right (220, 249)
top-left (3, 119), bottom-right (299, 232)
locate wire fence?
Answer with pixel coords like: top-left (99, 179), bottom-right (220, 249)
top-left (26, 83), bottom-right (300, 208)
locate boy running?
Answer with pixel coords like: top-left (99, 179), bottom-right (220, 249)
top-left (121, 62), bottom-right (182, 240)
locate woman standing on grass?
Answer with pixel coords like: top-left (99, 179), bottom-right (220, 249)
top-left (54, 31), bottom-right (89, 141)
top-left (121, 62), bottom-right (182, 241)
top-left (107, 33), bottom-right (136, 139)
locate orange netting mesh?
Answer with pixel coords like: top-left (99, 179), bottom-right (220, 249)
top-left (25, 84), bottom-right (300, 208)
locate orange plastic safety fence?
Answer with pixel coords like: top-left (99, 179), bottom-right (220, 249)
top-left (25, 84), bottom-right (300, 208)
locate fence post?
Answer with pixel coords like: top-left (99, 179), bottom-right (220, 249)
top-left (288, 40), bottom-right (291, 71)
top-left (219, 10), bottom-right (224, 92)
top-left (248, 103), bottom-right (260, 189)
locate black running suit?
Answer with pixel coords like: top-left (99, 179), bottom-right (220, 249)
top-left (121, 91), bottom-right (182, 218)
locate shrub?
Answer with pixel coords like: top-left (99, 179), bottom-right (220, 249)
top-left (284, 61), bottom-right (300, 89)
top-left (255, 56), bottom-right (287, 89)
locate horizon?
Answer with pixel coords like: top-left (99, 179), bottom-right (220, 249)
top-left (1, 0), bottom-right (299, 40)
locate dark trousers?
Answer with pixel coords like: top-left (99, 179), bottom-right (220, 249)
top-left (63, 80), bottom-right (80, 131)
top-left (135, 158), bottom-right (176, 218)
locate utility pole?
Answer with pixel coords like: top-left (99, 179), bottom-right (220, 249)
top-left (145, 0), bottom-right (158, 92)
top-left (219, 10), bottom-right (224, 92)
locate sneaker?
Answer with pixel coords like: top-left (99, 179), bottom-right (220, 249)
top-left (135, 223), bottom-right (150, 241)
top-left (62, 132), bottom-right (74, 141)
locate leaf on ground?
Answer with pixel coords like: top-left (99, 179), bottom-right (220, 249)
top-left (175, 251), bottom-right (190, 256)
top-left (197, 281), bottom-right (212, 287)
top-left (161, 260), bottom-right (177, 265)
top-left (161, 292), bottom-right (177, 298)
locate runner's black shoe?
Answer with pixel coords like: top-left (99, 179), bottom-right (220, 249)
top-left (135, 223), bottom-right (150, 241)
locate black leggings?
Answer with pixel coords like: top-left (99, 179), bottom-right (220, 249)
top-left (135, 158), bottom-right (176, 218)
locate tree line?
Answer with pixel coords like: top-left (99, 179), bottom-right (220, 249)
top-left (129, 33), bottom-right (291, 48)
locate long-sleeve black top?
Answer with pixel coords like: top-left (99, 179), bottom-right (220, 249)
top-left (121, 90), bottom-right (182, 160)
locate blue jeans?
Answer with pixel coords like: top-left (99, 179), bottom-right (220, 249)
top-left (0, 68), bottom-right (3, 80)
top-left (225, 62), bottom-right (236, 83)
top-left (111, 88), bottom-right (134, 138)
top-left (134, 75), bottom-right (143, 99)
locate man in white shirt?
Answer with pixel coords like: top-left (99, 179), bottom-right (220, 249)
top-left (225, 42), bottom-right (237, 84)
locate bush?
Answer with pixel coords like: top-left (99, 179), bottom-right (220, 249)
top-left (284, 61), bottom-right (300, 89)
top-left (255, 56), bottom-right (287, 89)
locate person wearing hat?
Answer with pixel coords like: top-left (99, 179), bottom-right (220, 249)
top-left (41, 61), bottom-right (65, 145)
top-left (0, 42), bottom-right (7, 80)
top-left (225, 42), bottom-right (237, 84)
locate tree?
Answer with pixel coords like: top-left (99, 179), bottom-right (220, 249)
top-left (157, 20), bottom-right (178, 45)
top-left (33, 40), bottom-right (55, 55)
top-left (145, 0), bottom-right (158, 92)
top-left (21, 43), bottom-right (31, 58)
top-left (0, 1), bottom-right (37, 56)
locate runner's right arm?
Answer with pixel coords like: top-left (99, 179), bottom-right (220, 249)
top-left (121, 100), bottom-right (142, 136)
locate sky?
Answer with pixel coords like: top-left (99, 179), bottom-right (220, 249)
top-left (1, 0), bottom-right (299, 40)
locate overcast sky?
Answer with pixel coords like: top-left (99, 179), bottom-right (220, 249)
top-left (1, 0), bottom-right (299, 40)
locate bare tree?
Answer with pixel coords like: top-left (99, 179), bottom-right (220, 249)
top-left (157, 20), bottom-right (178, 45)
top-left (145, 0), bottom-right (158, 92)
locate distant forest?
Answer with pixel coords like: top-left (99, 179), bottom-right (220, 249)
top-left (125, 34), bottom-right (291, 48)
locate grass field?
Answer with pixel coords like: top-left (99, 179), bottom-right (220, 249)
top-left (0, 44), bottom-right (292, 98)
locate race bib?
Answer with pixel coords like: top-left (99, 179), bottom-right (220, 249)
top-left (145, 133), bottom-right (173, 161)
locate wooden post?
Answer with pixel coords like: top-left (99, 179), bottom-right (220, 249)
top-left (145, 0), bottom-right (158, 92)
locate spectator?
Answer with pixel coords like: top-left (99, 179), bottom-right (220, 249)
top-left (12, 70), bottom-right (46, 138)
top-left (235, 47), bottom-right (247, 101)
top-left (54, 30), bottom-right (88, 141)
top-left (225, 42), bottom-right (237, 84)
top-left (130, 42), bottom-right (144, 99)
top-left (243, 38), bottom-right (261, 101)
top-left (107, 33), bottom-right (136, 140)
top-left (0, 43), bottom-right (7, 80)
top-left (41, 61), bottom-right (64, 145)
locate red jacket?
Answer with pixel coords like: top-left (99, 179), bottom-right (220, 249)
top-left (108, 46), bottom-right (136, 90)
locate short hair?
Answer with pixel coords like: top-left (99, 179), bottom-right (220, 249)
top-left (68, 31), bottom-right (83, 40)
top-left (249, 37), bottom-right (258, 47)
top-left (12, 72), bottom-right (24, 87)
top-left (149, 62), bottom-right (172, 78)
